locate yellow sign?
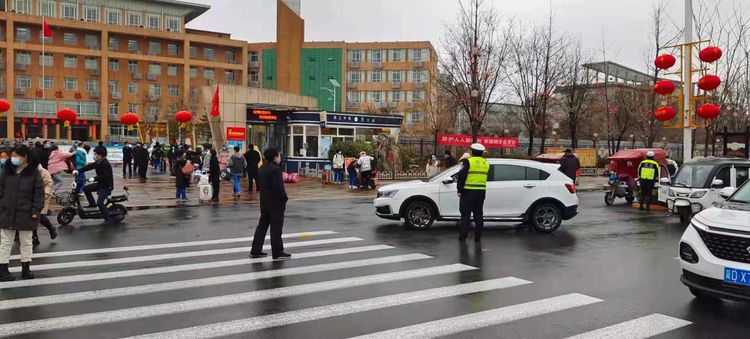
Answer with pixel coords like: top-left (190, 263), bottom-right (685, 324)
top-left (545, 148), bottom-right (598, 167)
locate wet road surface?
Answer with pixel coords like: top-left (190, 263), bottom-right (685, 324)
top-left (0, 191), bottom-right (747, 338)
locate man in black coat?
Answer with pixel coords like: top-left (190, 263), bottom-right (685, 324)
top-left (32, 141), bottom-right (50, 169)
top-left (250, 148), bottom-right (290, 260)
top-left (558, 148), bottom-right (580, 182)
top-left (133, 142), bottom-right (149, 181)
top-left (122, 142), bottom-right (133, 178)
top-left (79, 147), bottom-right (114, 224)
top-left (244, 144), bottom-right (261, 192)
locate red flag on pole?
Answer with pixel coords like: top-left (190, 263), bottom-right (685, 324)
top-left (210, 85), bottom-right (220, 117)
top-left (42, 19), bottom-right (53, 37)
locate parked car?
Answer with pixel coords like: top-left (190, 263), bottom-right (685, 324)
top-left (665, 157), bottom-right (750, 223)
top-left (679, 179), bottom-right (750, 301)
top-left (373, 159), bottom-right (579, 233)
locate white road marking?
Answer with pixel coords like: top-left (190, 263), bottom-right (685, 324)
top-left (124, 278), bottom-right (532, 339)
top-left (564, 313), bottom-right (692, 339)
top-left (350, 293), bottom-right (603, 339)
top-left (0, 253), bottom-right (432, 310)
top-left (0, 264), bottom-right (482, 337)
top-left (0, 245), bottom-right (393, 289)
top-left (10, 231), bottom-right (337, 260)
top-left (8, 237), bottom-right (362, 273)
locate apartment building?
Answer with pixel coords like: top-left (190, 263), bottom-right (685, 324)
top-left (0, 0), bottom-right (247, 141)
top-left (247, 41), bottom-right (438, 128)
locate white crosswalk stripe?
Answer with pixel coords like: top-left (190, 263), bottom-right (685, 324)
top-left (0, 231), bottom-right (693, 338)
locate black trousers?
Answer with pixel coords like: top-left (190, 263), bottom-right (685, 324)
top-left (360, 170), bottom-right (372, 188)
top-left (639, 180), bottom-right (655, 207)
top-left (210, 177), bottom-right (220, 201)
top-left (250, 207), bottom-right (285, 256)
top-left (123, 160), bottom-right (132, 178)
top-left (247, 171), bottom-right (258, 192)
top-left (459, 190), bottom-right (486, 240)
top-left (138, 161), bottom-right (148, 179)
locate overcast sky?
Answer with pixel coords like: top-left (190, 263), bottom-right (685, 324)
top-left (186, 0), bottom-right (733, 72)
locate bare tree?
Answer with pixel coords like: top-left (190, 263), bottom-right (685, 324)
top-left (557, 39), bottom-right (595, 149)
top-left (610, 85), bottom-right (646, 152)
top-left (440, 0), bottom-right (506, 142)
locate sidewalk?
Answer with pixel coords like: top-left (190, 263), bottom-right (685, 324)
top-left (576, 175), bottom-right (607, 192)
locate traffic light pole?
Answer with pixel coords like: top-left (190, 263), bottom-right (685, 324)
top-left (683, 0), bottom-right (693, 161)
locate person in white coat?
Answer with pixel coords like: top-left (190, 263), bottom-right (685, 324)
top-left (332, 151), bottom-right (345, 184)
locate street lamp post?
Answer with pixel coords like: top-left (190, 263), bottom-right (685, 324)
top-left (593, 133), bottom-right (599, 149)
top-left (320, 79), bottom-right (341, 111)
top-left (630, 134), bottom-right (635, 149)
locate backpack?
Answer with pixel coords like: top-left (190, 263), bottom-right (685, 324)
top-left (181, 160), bottom-right (195, 175)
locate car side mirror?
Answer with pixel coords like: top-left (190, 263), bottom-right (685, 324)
top-left (719, 187), bottom-right (735, 200)
top-left (711, 179), bottom-right (724, 188)
top-left (442, 177), bottom-right (455, 185)
top-left (659, 177), bottom-right (670, 185)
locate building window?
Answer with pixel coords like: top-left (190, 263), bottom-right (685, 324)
top-left (127, 11), bottom-right (142, 27)
top-left (148, 84), bottom-right (160, 97)
top-left (410, 49), bottom-right (427, 62)
top-left (204, 48), bottom-right (215, 61)
top-left (39, 0), bottom-right (56, 17)
top-left (15, 51), bottom-right (32, 65)
top-left (63, 32), bottom-right (77, 45)
top-left (108, 103), bottom-right (119, 116)
top-left (84, 57), bottom-right (98, 70)
top-left (167, 43), bottom-right (179, 56)
top-left (83, 5), bottom-right (99, 22)
top-left (390, 49), bottom-right (404, 62)
top-left (225, 70), bottom-right (236, 84)
top-left (61, 2), bottom-right (78, 20)
top-left (349, 50), bottom-right (362, 63)
top-left (347, 71), bottom-right (362, 84)
top-left (39, 53), bottom-right (53, 67)
top-left (84, 35), bottom-right (99, 48)
top-left (15, 27), bottom-right (31, 42)
top-left (128, 39), bottom-right (138, 52)
top-left (128, 60), bottom-right (138, 74)
top-left (64, 55), bottom-right (77, 68)
top-left (148, 41), bottom-right (161, 55)
top-left (249, 71), bottom-right (259, 82)
top-left (225, 51), bottom-right (236, 63)
top-left (410, 112), bottom-right (425, 124)
top-left (249, 51), bottom-right (259, 62)
top-left (108, 37), bottom-right (119, 51)
top-left (370, 70), bottom-right (383, 83)
top-left (189, 46), bottom-right (198, 58)
top-left (63, 77), bottom-right (78, 90)
top-left (16, 75), bottom-right (31, 89)
top-left (86, 79), bottom-right (98, 93)
top-left (204, 68), bottom-right (215, 80)
top-left (148, 63), bottom-right (161, 75)
top-left (128, 103), bottom-right (138, 113)
top-left (14, 0), bottom-right (31, 15)
top-left (189, 67), bottom-right (198, 78)
top-left (369, 50), bottom-right (384, 63)
top-left (410, 70), bottom-right (427, 83)
top-left (109, 59), bottom-right (119, 71)
top-left (40, 76), bottom-right (53, 90)
top-left (408, 90), bottom-right (425, 103)
top-left (166, 16), bottom-right (181, 32)
top-left (369, 91), bottom-right (384, 103)
top-left (390, 71), bottom-right (403, 83)
top-left (390, 90), bottom-right (402, 103)
top-left (168, 85), bottom-right (179, 97)
top-left (105, 8), bottom-right (121, 25)
top-left (347, 91), bottom-right (362, 104)
top-left (146, 13), bottom-right (161, 30)
top-left (128, 82), bottom-right (137, 94)
top-left (167, 65), bottom-right (178, 76)
top-left (109, 80), bottom-right (119, 94)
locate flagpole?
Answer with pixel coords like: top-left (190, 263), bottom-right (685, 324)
top-left (41, 16), bottom-right (45, 133)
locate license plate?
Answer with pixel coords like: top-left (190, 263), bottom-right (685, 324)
top-left (724, 267), bottom-right (750, 286)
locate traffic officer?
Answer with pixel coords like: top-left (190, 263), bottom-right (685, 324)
top-left (456, 143), bottom-right (489, 242)
top-left (637, 151), bottom-right (660, 211)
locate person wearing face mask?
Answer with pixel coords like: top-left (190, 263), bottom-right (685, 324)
top-left (426, 154), bottom-right (441, 177)
top-left (78, 147), bottom-right (114, 224)
top-left (0, 150), bottom-right (8, 174)
top-left (0, 145), bottom-right (45, 281)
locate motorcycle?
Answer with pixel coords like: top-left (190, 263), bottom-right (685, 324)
top-left (56, 182), bottom-right (129, 226)
top-left (604, 172), bottom-right (636, 206)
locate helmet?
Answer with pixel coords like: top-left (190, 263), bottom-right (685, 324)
top-left (646, 151), bottom-right (655, 157)
top-left (470, 143), bottom-right (486, 152)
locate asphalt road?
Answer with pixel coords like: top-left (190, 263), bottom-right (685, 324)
top-left (0, 191), bottom-right (747, 338)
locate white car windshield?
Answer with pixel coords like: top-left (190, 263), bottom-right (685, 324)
top-left (730, 182), bottom-right (750, 204)
top-left (673, 164), bottom-right (713, 188)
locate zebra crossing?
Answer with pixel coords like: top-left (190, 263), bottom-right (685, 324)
top-left (0, 230), bottom-right (693, 338)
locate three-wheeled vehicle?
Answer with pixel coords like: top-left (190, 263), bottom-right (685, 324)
top-left (603, 148), bottom-right (670, 206)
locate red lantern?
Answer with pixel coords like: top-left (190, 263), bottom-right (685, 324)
top-left (653, 80), bottom-right (676, 95)
top-left (0, 99), bottom-right (10, 113)
top-left (120, 112), bottom-right (140, 131)
top-left (655, 106), bottom-right (676, 122)
top-left (654, 54), bottom-right (676, 69)
top-left (699, 46), bottom-right (722, 63)
top-left (56, 108), bottom-right (77, 127)
top-left (697, 75), bottom-right (721, 91)
top-left (174, 110), bottom-right (193, 128)
top-left (696, 103), bottom-right (720, 120)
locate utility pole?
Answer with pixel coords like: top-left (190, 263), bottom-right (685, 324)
top-left (683, 0), bottom-right (693, 161)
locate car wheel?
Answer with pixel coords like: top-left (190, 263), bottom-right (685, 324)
top-left (57, 208), bottom-right (76, 226)
top-left (109, 204), bottom-right (128, 223)
top-left (625, 196), bottom-right (635, 204)
top-left (604, 192), bottom-right (615, 206)
top-left (531, 203), bottom-right (562, 233)
top-left (404, 200), bottom-right (435, 230)
top-left (689, 287), bottom-right (719, 301)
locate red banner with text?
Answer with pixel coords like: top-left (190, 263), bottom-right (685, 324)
top-left (226, 126), bottom-right (246, 141)
top-left (437, 134), bottom-right (519, 149)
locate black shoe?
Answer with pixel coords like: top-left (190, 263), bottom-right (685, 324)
top-left (102, 220), bottom-right (113, 225)
top-left (21, 262), bottom-right (34, 280)
top-left (0, 264), bottom-right (14, 281)
top-left (32, 236), bottom-right (40, 247)
top-left (48, 226), bottom-right (58, 240)
top-left (458, 233), bottom-right (467, 242)
top-left (249, 252), bottom-right (268, 258)
top-left (273, 252), bottom-right (292, 260)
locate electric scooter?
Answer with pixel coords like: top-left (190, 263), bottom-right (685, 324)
top-left (56, 181), bottom-right (129, 226)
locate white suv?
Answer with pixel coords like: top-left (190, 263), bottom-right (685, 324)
top-left (374, 159), bottom-right (579, 233)
top-left (680, 181), bottom-right (750, 301)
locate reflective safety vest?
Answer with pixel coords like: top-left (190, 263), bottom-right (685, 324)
top-left (638, 159), bottom-right (660, 181)
top-left (465, 157), bottom-right (490, 190)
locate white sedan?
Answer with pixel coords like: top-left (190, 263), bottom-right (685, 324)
top-left (374, 159), bottom-right (579, 233)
